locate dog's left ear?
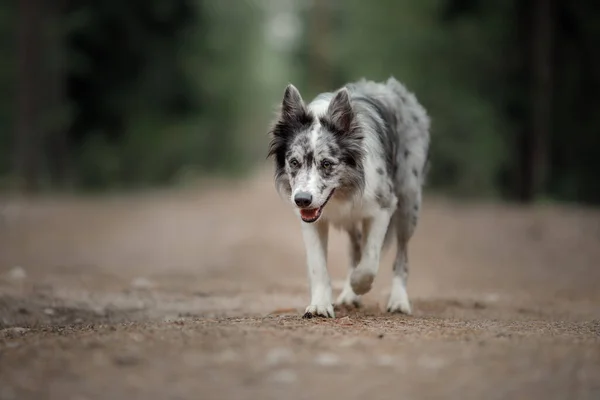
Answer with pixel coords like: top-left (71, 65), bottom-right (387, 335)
top-left (326, 88), bottom-right (354, 133)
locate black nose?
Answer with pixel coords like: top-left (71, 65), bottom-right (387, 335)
top-left (294, 192), bottom-right (313, 208)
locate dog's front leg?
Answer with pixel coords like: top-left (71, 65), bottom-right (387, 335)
top-left (301, 220), bottom-right (334, 318)
top-left (350, 208), bottom-right (394, 295)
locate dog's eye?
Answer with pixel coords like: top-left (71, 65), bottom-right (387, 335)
top-left (321, 160), bottom-right (333, 169)
top-left (289, 158), bottom-right (300, 168)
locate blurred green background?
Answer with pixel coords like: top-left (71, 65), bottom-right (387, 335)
top-left (4, 0), bottom-right (600, 203)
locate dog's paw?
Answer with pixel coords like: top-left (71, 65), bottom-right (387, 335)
top-left (334, 287), bottom-right (361, 309)
top-left (386, 287), bottom-right (412, 315)
top-left (350, 268), bottom-right (375, 295)
top-left (303, 303), bottom-right (335, 319)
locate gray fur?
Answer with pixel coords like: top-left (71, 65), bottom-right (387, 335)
top-left (268, 76), bottom-right (430, 316)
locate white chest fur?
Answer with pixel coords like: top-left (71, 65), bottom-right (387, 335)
top-left (322, 196), bottom-right (384, 230)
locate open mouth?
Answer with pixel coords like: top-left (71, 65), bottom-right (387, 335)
top-left (299, 189), bottom-right (335, 223)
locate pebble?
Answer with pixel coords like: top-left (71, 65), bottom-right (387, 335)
top-left (375, 354), bottom-right (395, 366)
top-left (314, 352), bottom-right (340, 367)
top-left (485, 293), bottom-right (500, 302)
top-left (131, 277), bottom-right (154, 290)
top-left (265, 347), bottom-right (295, 366)
top-left (7, 266), bottom-right (26, 281)
top-left (1, 327), bottom-right (29, 335)
top-left (92, 306), bottom-right (106, 316)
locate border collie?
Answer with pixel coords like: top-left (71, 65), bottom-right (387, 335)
top-left (268, 77), bottom-right (430, 318)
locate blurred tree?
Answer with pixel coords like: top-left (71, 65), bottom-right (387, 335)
top-left (16, 0), bottom-right (44, 192)
top-left (307, 0), bottom-right (333, 95)
top-left (549, 1), bottom-right (600, 203)
top-left (332, 0), bottom-right (511, 197)
top-left (321, 0), bottom-right (600, 204)
top-left (44, 0), bottom-right (70, 188)
top-left (6, 0), bottom-right (269, 190)
top-left (4, 0), bottom-right (600, 204)
top-left (524, 0), bottom-right (554, 202)
top-left (0, 3), bottom-right (15, 185)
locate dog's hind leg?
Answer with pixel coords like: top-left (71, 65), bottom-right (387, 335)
top-left (386, 191), bottom-right (421, 315)
top-left (335, 225), bottom-right (362, 308)
top-left (301, 220), bottom-right (335, 318)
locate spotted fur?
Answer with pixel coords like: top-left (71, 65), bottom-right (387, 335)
top-left (267, 77), bottom-right (430, 318)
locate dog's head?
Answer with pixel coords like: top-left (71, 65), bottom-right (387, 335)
top-left (268, 84), bottom-right (365, 223)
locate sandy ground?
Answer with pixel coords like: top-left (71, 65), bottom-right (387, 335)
top-left (1, 167), bottom-right (599, 400)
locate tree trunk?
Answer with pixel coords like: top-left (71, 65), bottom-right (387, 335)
top-left (521, 0), bottom-right (554, 202)
top-left (308, 0), bottom-right (332, 95)
top-left (43, 0), bottom-right (70, 188)
top-left (16, 0), bottom-right (43, 192)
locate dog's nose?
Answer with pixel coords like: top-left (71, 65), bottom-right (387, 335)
top-left (294, 192), bottom-right (313, 208)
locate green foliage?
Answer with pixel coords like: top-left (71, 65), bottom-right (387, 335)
top-left (4, 0), bottom-right (600, 204)
top-left (4, 0), bottom-right (272, 191)
top-left (0, 1), bottom-right (15, 177)
top-left (330, 0), bottom-right (512, 197)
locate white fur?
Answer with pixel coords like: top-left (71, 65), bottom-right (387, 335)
top-left (297, 97), bottom-right (401, 315)
top-left (274, 77), bottom-right (430, 318)
top-left (301, 218), bottom-right (335, 318)
top-left (290, 97), bottom-right (335, 206)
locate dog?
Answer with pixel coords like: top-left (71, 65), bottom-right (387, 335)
top-left (268, 77), bottom-right (430, 318)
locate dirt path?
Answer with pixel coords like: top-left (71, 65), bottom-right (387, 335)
top-left (1, 168), bottom-right (599, 400)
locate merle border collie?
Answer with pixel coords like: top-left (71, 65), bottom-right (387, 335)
top-left (268, 77), bottom-right (430, 318)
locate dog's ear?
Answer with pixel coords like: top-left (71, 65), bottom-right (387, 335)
top-left (326, 88), bottom-right (354, 133)
top-left (281, 84), bottom-right (306, 121)
top-left (268, 84), bottom-right (313, 161)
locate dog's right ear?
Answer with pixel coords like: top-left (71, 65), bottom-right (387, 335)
top-left (281, 84), bottom-right (306, 120)
top-left (268, 84), bottom-right (313, 161)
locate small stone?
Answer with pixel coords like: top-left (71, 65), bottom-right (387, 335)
top-left (92, 306), bottom-right (106, 316)
top-left (265, 347), bottom-right (294, 366)
top-left (473, 301), bottom-right (486, 309)
top-left (129, 333), bottom-right (144, 342)
top-left (2, 327), bottom-right (29, 335)
top-left (43, 308), bottom-right (55, 316)
top-left (484, 293), bottom-right (500, 302)
top-left (163, 315), bottom-right (180, 323)
top-left (131, 277), bottom-right (154, 290)
top-left (314, 352), bottom-right (340, 367)
top-left (7, 266), bottom-right (26, 281)
top-left (375, 355), bottom-right (395, 366)
top-left (113, 354), bottom-right (141, 366)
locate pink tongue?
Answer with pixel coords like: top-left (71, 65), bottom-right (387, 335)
top-left (300, 208), bottom-right (319, 219)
